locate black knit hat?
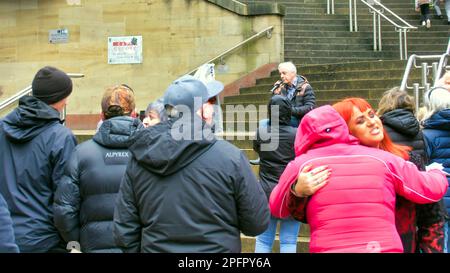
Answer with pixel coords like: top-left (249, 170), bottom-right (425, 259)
top-left (32, 66), bottom-right (73, 104)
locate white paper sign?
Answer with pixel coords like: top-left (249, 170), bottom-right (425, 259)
top-left (49, 28), bottom-right (69, 44)
top-left (108, 36), bottom-right (143, 64)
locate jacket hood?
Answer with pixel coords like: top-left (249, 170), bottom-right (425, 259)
top-left (294, 105), bottom-right (359, 156)
top-left (268, 95), bottom-right (292, 126)
top-left (93, 116), bottom-right (143, 148)
top-left (2, 96), bottom-right (62, 143)
top-left (423, 109), bottom-right (450, 131)
top-left (128, 115), bottom-right (217, 176)
top-left (381, 109), bottom-right (420, 137)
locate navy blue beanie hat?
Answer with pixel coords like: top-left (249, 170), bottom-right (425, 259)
top-left (32, 66), bottom-right (73, 104)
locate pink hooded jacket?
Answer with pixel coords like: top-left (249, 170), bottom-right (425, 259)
top-left (269, 105), bottom-right (448, 253)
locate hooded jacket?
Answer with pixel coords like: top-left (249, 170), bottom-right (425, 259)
top-left (381, 109), bottom-right (426, 160)
top-left (422, 109), bottom-right (450, 215)
top-left (269, 105), bottom-right (448, 253)
top-left (113, 116), bottom-right (269, 253)
top-left (254, 95), bottom-right (296, 200)
top-left (0, 96), bottom-right (76, 252)
top-left (381, 108), bottom-right (444, 253)
top-left (54, 116), bottom-right (142, 253)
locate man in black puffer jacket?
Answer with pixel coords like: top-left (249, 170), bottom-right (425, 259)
top-left (0, 66), bottom-right (76, 253)
top-left (54, 85), bottom-right (143, 252)
top-left (378, 87), bottom-right (446, 253)
top-left (113, 76), bottom-right (269, 253)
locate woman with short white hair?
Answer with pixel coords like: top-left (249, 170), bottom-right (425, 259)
top-left (422, 82), bottom-right (450, 252)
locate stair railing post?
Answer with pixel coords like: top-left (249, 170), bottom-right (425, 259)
top-left (431, 62), bottom-right (438, 86)
top-left (372, 11), bottom-right (377, 51)
top-left (421, 62), bottom-right (428, 88)
top-left (413, 83), bottom-right (420, 114)
top-left (403, 29), bottom-right (408, 60)
top-left (332, 0), bottom-right (335, 14)
top-left (398, 29), bottom-right (403, 60)
top-left (349, 0), bottom-right (353, 31)
top-left (425, 83), bottom-right (431, 102)
top-left (354, 0), bottom-right (358, 31)
top-left (378, 13), bottom-right (382, 51)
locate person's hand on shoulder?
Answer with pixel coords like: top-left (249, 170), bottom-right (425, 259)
top-left (291, 165), bottom-right (331, 197)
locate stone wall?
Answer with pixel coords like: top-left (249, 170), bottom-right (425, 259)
top-left (0, 0), bottom-right (283, 115)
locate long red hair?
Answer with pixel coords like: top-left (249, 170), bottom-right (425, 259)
top-left (332, 98), bottom-right (411, 160)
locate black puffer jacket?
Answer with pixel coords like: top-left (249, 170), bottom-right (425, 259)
top-left (254, 95), bottom-right (296, 200)
top-left (381, 108), bottom-right (445, 253)
top-left (113, 116), bottom-right (269, 253)
top-left (380, 109), bottom-right (426, 161)
top-left (0, 96), bottom-right (76, 253)
top-left (54, 116), bottom-right (142, 253)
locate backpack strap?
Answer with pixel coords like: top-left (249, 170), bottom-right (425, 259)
top-left (295, 75), bottom-right (311, 97)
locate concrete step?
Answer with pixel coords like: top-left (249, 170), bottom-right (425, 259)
top-left (284, 30), bottom-right (450, 39)
top-left (285, 49), bottom-right (400, 58)
top-left (237, 78), bottom-right (401, 93)
top-left (284, 35), bottom-right (448, 45)
top-left (285, 57), bottom-right (389, 65)
top-left (223, 98), bottom-right (381, 108)
top-left (284, 43), bottom-right (449, 54)
top-left (226, 89), bottom-right (388, 105)
top-left (259, 69), bottom-right (419, 84)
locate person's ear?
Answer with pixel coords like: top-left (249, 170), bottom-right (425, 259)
top-left (100, 112), bottom-right (106, 121)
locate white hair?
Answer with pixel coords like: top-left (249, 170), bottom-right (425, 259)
top-left (423, 87), bottom-right (450, 121)
top-left (278, 62), bottom-right (297, 74)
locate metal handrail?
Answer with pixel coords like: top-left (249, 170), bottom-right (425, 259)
top-left (328, 0), bottom-right (417, 60)
top-left (358, 0), bottom-right (417, 60)
top-left (185, 26), bottom-right (273, 76)
top-left (359, 0), bottom-right (415, 30)
top-left (435, 38), bottom-right (450, 83)
top-left (0, 73), bottom-right (84, 111)
top-left (400, 41), bottom-right (450, 113)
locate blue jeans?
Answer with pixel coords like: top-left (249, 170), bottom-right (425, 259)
top-left (444, 220), bottom-right (450, 253)
top-left (254, 216), bottom-right (301, 253)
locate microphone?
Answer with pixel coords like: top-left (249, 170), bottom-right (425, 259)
top-left (270, 80), bottom-right (283, 93)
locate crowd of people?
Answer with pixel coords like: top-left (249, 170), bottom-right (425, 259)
top-left (0, 62), bottom-right (449, 253)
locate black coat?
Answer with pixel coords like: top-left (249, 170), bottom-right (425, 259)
top-left (113, 116), bottom-right (270, 253)
top-left (381, 109), bottom-right (426, 161)
top-left (0, 96), bottom-right (76, 252)
top-left (0, 193), bottom-right (19, 253)
top-left (280, 75), bottom-right (316, 120)
top-left (254, 95), bottom-right (296, 200)
top-left (381, 108), bottom-right (446, 252)
top-left (54, 116), bottom-right (143, 253)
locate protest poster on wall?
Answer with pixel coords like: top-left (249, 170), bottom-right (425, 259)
top-left (108, 36), bottom-right (142, 64)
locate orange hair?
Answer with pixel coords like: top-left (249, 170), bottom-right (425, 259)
top-left (332, 98), bottom-right (411, 160)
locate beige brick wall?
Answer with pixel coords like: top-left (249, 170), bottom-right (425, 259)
top-left (0, 0), bottom-right (283, 114)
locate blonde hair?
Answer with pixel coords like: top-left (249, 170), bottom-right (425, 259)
top-left (416, 106), bottom-right (428, 123)
top-left (377, 87), bottom-right (415, 116)
top-left (101, 85), bottom-right (135, 119)
top-left (423, 87), bottom-right (450, 121)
